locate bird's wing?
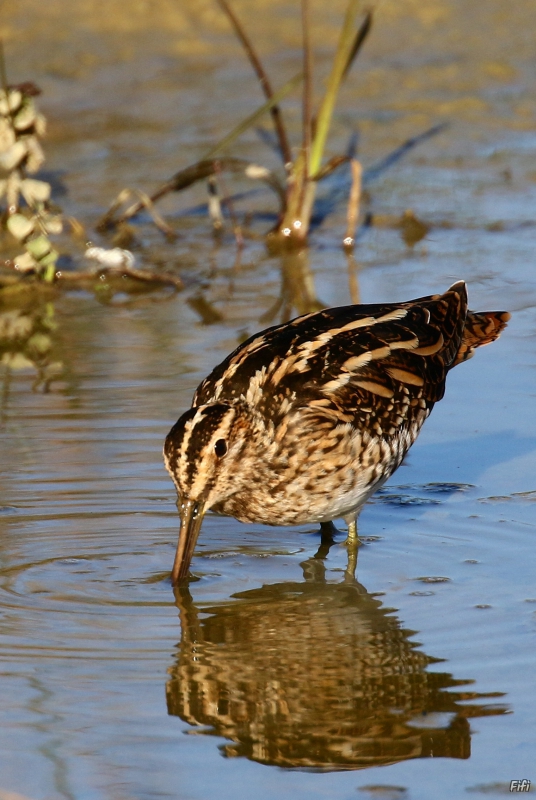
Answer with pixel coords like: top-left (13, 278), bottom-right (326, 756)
top-left (193, 283), bottom-right (469, 428)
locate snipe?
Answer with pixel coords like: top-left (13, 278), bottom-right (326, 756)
top-left (164, 281), bottom-right (509, 584)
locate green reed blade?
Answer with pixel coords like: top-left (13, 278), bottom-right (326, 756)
top-left (203, 73), bottom-right (302, 161)
top-left (309, 0), bottom-right (363, 178)
top-left (342, 9), bottom-right (372, 80)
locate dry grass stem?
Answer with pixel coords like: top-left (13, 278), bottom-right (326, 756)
top-left (344, 158), bottom-right (363, 250)
top-left (346, 252), bottom-right (361, 304)
top-left (215, 0), bottom-right (292, 166)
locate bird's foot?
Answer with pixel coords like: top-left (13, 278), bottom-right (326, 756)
top-left (343, 518), bottom-right (363, 547)
top-left (305, 520), bottom-right (361, 582)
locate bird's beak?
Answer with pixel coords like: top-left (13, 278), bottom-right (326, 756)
top-left (171, 497), bottom-right (205, 585)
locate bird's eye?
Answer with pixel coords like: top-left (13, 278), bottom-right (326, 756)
top-left (214, 438), bottom-right (227, 457)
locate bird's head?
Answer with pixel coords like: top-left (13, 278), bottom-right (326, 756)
top-left (163, 402), bottom-right (249, 584)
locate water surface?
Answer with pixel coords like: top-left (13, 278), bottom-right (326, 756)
top-left (1, 1), bottom-right (536, 798)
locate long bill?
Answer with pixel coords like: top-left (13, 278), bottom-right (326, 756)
top-left (171, 497), bottom-right (205, 585)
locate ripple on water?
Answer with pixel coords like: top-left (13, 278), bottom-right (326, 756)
top-left (0, 491), bottom-right (179, 662)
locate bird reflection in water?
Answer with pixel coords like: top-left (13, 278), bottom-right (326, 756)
top-left (166, 545), bottom-right (508, 771)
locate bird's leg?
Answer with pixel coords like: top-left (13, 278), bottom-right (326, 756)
top-left (319, 521), bottom-right (338, 544)
top-left (345, 518), bottom-right (363, 546)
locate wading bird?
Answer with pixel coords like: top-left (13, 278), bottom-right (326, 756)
top-left (164, 282), bottom-right (509, 584)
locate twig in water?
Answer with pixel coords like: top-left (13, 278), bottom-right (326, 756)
top-left (213, 161), bottom-right (244, 249)
top-left (98, 157), bottom-right (286, 231)
top-left (207, 176), bottom-right (224, 232)
top-left (343, 158), bottom-right (362, 250)
top-left (345, 251), bottom-right (361, 305)
top-left (55, 265), bottom-right (184, 290)
top-left (97, 188), bottom-right (176, 237)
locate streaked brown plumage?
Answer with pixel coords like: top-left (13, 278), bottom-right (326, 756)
top-left (164, 281), bottom-right (509, 584)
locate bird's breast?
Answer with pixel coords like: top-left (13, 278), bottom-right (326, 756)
top-left (213, 422), bottom-right (414, 527)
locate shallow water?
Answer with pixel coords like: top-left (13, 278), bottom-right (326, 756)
top-left (1, 1), bottom-right (536, 798)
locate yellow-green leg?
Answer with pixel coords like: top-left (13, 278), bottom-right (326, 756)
top-left (345, 518), bottom-right (363, 546)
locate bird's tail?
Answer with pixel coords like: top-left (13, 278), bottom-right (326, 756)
top-left (454, 310), bottom-right (511, 366)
